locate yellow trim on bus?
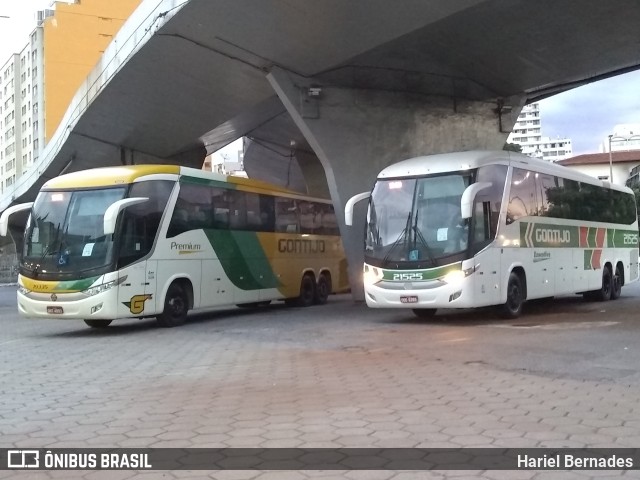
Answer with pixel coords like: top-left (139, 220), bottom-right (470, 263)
top-left (43, 165), bottom-right (181, 189)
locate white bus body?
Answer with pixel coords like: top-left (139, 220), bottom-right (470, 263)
top-left (346, 151), bottom-right (639, 318)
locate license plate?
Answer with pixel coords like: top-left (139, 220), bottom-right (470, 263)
top-left (400, 296), bottom-right (418, 304)
top-left (47, 306), bottom-right (64, 314)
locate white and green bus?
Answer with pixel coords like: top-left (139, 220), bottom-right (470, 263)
top-left (345, 151), bottom-right (639, 318)
top-left (0, 165), bottom-right (349, 328)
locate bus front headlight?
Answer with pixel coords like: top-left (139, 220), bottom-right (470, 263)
top-left (17, 285), bottom-right (31, 295)
top-left (82, 276), bottom-right (127, 297)
top-left (363, 265), bottom-right (384, 285)
top-left (442, 267), bottom-right (475, 286)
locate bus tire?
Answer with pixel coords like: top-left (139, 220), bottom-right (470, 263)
top-left (412, 308), bottom-right (437, 319)
top-left (157, 283), bottom-right (189, 328)
top-left (84, 319), bottom-right (112, 328)
top-left (611, 264), bottom-right (623, 300)
top-left (500, 271), bottom-right (524, 318)
top-left (314, 274), bottom-right (331, 305)
top-left (595, 266), bottom-right (613, 302)
top-left (291, 273), bottom-right (316, 307)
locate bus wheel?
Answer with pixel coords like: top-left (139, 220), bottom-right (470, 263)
top-left (596, 267), bottom-right (613, 302)
top-left (296, 274), bottom-right (316, 307)
top-left (314, 274), bottom-right (331, 305)
top-left (84, 319), bottom-right (112, 328)
top-left (611, 265), bottom-right (623, 300)
top-left (501, 272), bottom-right (524, 318)
top-left (157, 283), bottom-right (189, 328)
top-left (412, 308), bottom-right (437, 319)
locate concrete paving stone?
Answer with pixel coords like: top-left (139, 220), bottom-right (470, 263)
top-left (597, 426), bottom-right (639, 437)
top-left (299, 425), bottom-right (336, 434)
top-left (267, 422), bottom-right (304, 431)
top-left (484, 470), bottom-right (536, 480)
top-left (334, 428), bottom-right (374, 437)
top-left (258, 438), bottom-right (305, 447)
top-left (440, 427), bottom-right (483, 436)
top-left (610, 435), bottom-right (640, 447)
top-left (334, 435), bottom-right (376, 446)
top-left (228, 428), bottom-right (268, 438)
top-left (362, 415), bottom-right (401, 423)
top-left (388, 474), bottom-right (447, 480)
top-left (367, 422), bottom-right (407, 432)
top-left (449, 434), bottom-right (494, 446)
top-left (232, 413), bottom-right (269, 422)
top-left (230, 420), bottom-right (268, 429)
top-left (85, 434), bottom-right (131, 446)
top-left (531, 472), bottom-right (589, 480)
top-left (539, 416), bottom-right (580, 427)
top-left (0, 433), bottom-right (31, 444)
top-left (344, 471), bottom-right (399, 480)
top-left (223, 436), bottom-right (267, 447)
top-left (370, 430), bottom-right (412, 441)
top-left (490, 437), bottom-right (541, 448)
top-left (523, 430), bottom-right (568, 441)
top-left (508, 422), bottom-right (552, 433)
top-left (482, 428), bottom-right (525, 439)
top-left (156, 430), bottom-right (200, 441)
top-left (123, 428), bottom-right (167, 438)
top-left (299, 432), bottom-right (340, 443)
top-left (262, 429), bottom-right (302, 440)
top-left (57, 431), bottom-right (101, 442)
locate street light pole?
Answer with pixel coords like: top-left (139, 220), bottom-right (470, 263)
top-left (608, 134), bottom-right (613, 183)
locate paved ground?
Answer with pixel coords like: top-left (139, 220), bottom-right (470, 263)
top-left (2, 283), bottom-right (640, 479)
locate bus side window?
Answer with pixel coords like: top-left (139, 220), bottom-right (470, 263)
top-left (275, 198), bottom-right (297, 233)
top-left (119, 180), bottom-right (172, 268)
top-left (507, 168), bottom-right (538, 224)
top-left (472, 164), bottom-right (507, 252)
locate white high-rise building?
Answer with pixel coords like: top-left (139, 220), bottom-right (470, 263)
top-left (508, 102), bottom-right (573, 162)
top-left (0, 18), bottom-right (46, 198)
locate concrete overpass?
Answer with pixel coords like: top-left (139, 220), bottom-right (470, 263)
top-left (3, 0), bottom-right (640, 296)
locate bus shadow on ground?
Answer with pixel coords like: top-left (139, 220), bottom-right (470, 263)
top-left (389, 294), bottom-right (602, 327)
top-left (49, 302), bottom-right (294, 337)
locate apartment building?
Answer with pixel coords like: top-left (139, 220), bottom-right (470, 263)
top-left (0, 0), bottom-right (141, 196)
top-left (507, 102), bottom-right (573, 162)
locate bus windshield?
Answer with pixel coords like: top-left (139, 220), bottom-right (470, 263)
top-left (366, 172), bottom-right (473, 267)
top-left (23, 187), bottom-right (126, 277)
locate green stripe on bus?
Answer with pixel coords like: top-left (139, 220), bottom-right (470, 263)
top-left (381, 262), bottom-right (461, 281)
top-left (61, 276), bottom-right (100, 291)
top-left (520, 222), bottom-right (638, 249)
top-left (204, 230), bottom-right (280, 290)
top-left (180, 176), bottom-right (235, 189)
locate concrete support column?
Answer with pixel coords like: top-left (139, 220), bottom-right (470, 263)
top-left (267, 67), bottom-right (522, 301)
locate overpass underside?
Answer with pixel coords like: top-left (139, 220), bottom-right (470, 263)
top-left (5, 0), bottom-right (640, 297)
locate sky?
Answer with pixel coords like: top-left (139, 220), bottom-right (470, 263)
top-left (1, 0), bottom-right (638, 158)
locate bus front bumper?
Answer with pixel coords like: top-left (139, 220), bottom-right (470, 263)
top-left (364, 277), bottom-right (475, 309)
top-left (17, 289), bottom-right (120, 320)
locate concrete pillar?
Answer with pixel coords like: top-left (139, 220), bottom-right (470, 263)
top-left (267, 67), bottom-right (523, 301)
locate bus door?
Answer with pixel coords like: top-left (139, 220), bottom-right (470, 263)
top-left (471, 194), bottom-right (502, 306)
top-left (114, 181), bottom-right (171, 318)
top-left (117, 259), bottom-right (154, 317)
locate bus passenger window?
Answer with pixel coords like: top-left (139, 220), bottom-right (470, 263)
top-left (507, 168), bottom-right (538, 224)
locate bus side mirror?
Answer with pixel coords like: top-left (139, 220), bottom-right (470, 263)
top-left (345, 192), bottom-right (371, 226)
top-left (0, 202), bottom-right (34, 237)
top-left (460, 182), bottom-right (491, 219)
top-left (103, 197), bottom-right (149, 235)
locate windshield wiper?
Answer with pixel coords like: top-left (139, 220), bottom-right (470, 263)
top-left (410, 212), bottom-right (437, 266)
top-left (382, 212), bottom-right (412, 264)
